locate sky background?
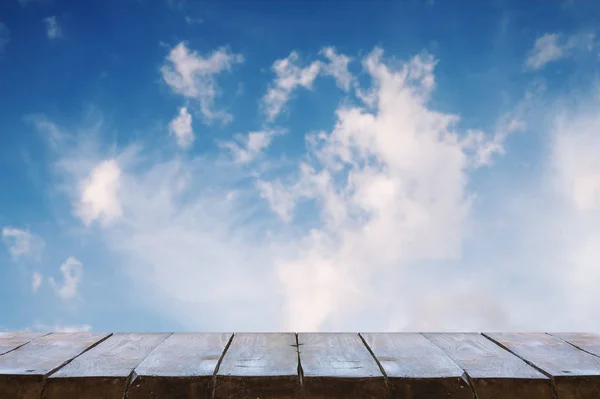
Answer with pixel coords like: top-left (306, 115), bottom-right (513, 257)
top-left (1, 0), bottom-right (600, 333)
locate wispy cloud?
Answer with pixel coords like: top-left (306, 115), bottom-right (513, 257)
top-left (262, 47), bottom-right (354, 122)
top-left (262, 52), bottom-right (322, 122)
top-left (1, 227), bottom-right (45, 261)
top-left (49, 257), bottom-right (83, 301)
top-left (43, 16), bottom-right (62, 39)
top-left (525, 32), bottom-right (595, 70)
top-left (161, 42), bottom-right (244, 124)
top-left (221, 129), bottom-right (283, 164)
top-left (169, 107), bottom-right (195, 149)
top-left (32, 272), bottom-right (42, 292)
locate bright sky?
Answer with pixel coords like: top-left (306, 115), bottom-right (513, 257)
top-left (1, 0), bottom-right (600, 333)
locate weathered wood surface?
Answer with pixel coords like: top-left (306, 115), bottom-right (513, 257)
top-left (215, 333), bottom-right (299, 399)
top-left (128, 333), bottom-right (232, 399)
top-left (486, 332), bottom-right (600, 399)
top-left (298, 333), bottom-right (387, 398)
top-left (361, 332), bottom-right (474, 399)
top-left (0, 332), bottom-right (109, 399)
top-left (0, 332), bottom-right (599, 398)
top-left (424, 332), bottom-right (555, 399)
top-left (43, 333), bottom-right (170, 399)
top-left (551, 332), bottom-right (600, 358)
top-left (0, 332), bottom-right (46, 356)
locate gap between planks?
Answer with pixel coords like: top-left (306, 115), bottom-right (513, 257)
top-left (481, 333), bottom-right (560, 399)
top-left (39, 333), bottom-right (114, 399)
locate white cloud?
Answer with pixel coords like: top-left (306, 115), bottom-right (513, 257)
top-left (43, 16), bottom-right (62, 39)
top-left (50, 47), bottom-right (516, 332)
top-left (525, 32), bottom-right (595, 70)
top-left (75, 159), bottom-right (122, 226)
top-left (32, 272), bottom-right (42, 292)
top-left (320, 47), bottom-right (353, 91)
top-left (0, 23), bottom-right (9, 53)
top-left (262, 52), bottom-right (322, 122)
top-left (161, 42), bottom-right (243, 124)
top-left (49, 256), bottom-right (83, 301)
top-left (32, 322), bottom-right (92, 332)
top-left (262, 47), bottom-right (355, 121)
top-left (169, 107), bottom-right (195, 149)
top-left (221, 129), bottom-right (281, 164)
top-left (552, 94), bottom-right (600, 212)
top-left (48, 46), bottom-right (600, 334)
top-left (1, 227), bottom-right (45, 261)
top-left (261, 49), bottom-right (507, 330)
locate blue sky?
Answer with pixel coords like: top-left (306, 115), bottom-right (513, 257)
top-left (1, 0), bottom-right (600, 333)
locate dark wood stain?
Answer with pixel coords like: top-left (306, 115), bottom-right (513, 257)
top-left (214, 333), bottom-right (299, 399)
top-left (299, 333), bottom-right (387, 399)
top-left (0, 332), bottom-right (46, 356)
top-left (43, 333), bottom-right (170, 399)
top-left (485, 332), bottom-right (600, 399)
top-left (361, 332), bottom-right (474, 399)
top-left (424, 333), bottom-right (554, 399)
top-left (0, 332), bottom-right (109, 399)
top-left (127, 333), bottom-right (232, 399)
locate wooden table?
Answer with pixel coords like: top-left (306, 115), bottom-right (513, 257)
top-left (0, 331), bottom-right (599, 398)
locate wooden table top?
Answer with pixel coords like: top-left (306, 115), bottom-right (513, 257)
top-left (1, 331), bottom-right (599, 398)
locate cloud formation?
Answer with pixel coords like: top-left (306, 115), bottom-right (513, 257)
top-left (262, 47), bottom-right (353, 122)
top-left (49, 47), bottom-right (523, 332)
top-left (49, 257), bottom-right (83, 301)
top-left (75, 159), bottom-right (122, 226)
top-left (1, 227), bottom-right (45, 261)
top-left (169, 107), bottom-right (195, 149)
top-left (43, 16), bottom-right (62, 39)
top-left (37, 39), bottom-right (600, 333)
top-left (525, 32), bottom-right (595, 70)
top-left (161, 42), bottom-right (244, 124)
top-left (32, 272), bottom-right (42, 292)
top-left (221, 129), bottom-right (282, 164)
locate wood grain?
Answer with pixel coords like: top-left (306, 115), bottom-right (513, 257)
top-left (299, 333), bottom-right (387, 399)
top-left (424, 333), bottom-right (554, 399)
top-left (43, 333), bottom-right (169, 399)
top-left (361, 333), bottom-right (474, 399)
top-left (214, 333), bottom-right (299, 399)
top-left (551, 333), bottom-right (600, 358)
top-left (0, 332), bottom-right (109, 399)
top-left (0, 332), bottom-right (46, 356)
top-left (485, 332), bottom-right (600, 399)
top-left (127, 333), bottom-right (232, 399)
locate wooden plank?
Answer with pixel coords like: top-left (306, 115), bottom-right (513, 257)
top-left (0, 332), bottom-right (46, 356)
top-left (214, 333), bottom-right (299, 399)
top-left (43, 333), bottom-right (170, 399)
top-left (361, 333), bottom-right (474, 399)
top-left (0, 332), bottom-right (109, 399)
top-left (551, 332), bottom-right (600, 357)
top-left (127, 333), bottom-right (232, 399)
top-left (423, 333), bottom-right (554, 399)
top-left (485, 332), bottom-right (600, 399)
top-left (298, 333), bottom-right (387, 399)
